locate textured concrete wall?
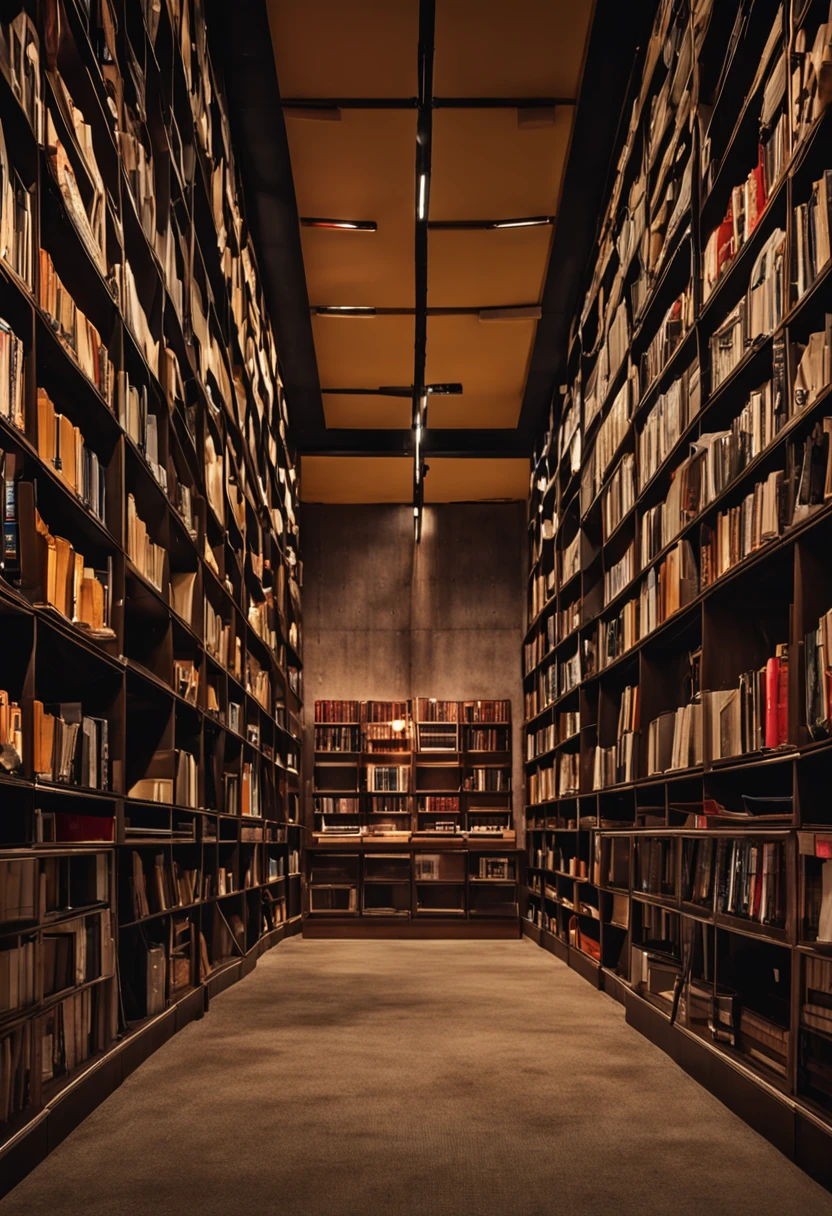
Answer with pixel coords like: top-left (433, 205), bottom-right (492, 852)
top-left (301, 502), bottom-right (527, 825)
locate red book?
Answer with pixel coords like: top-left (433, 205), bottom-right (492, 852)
top-left (777, 648), bottom-right (789, 745)
top-left (765, 657), bottom-right (780, 749)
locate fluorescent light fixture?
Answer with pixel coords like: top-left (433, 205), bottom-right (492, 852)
top-left (414, 505), bottom-right (422, 543)
top-left (479, 306), bottom-right (542, 321)
top-left (488, 216), bottom-right (552, 229)
top-left (417, 173), bottom-right (427, 220)
top-left (427, 383), bottom-right (462, 395)
top-left (415, 416), bottom-right (422, 482)
top-left (315, 306), bottom-right (376, 317)
top-left (301, 218), bottom-right (377, 232)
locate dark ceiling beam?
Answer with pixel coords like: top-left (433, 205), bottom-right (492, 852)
top-left (205, 0), bottom-right (326, 445)
top-left (280, 97), bottom-right (575, 109)
top-left (302, 430), bottom-right (531, 458)
top-left (515, 0), bottom-right (656, 444)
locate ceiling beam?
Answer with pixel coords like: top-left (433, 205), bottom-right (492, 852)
top-left (281, 97), bottom-right (575, 110)
top-left (301, 430), bottom-right (531, 458)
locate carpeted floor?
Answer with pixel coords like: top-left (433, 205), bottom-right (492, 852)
top-left (2, 937), bottom-right (831, 1215)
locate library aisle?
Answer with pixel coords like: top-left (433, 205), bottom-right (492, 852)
top-left (1, 939), bottom-right (830, 1216)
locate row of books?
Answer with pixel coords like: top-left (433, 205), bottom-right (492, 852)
top-left (705, 647), bottom-right (789, 761)
top-left (315, 725), bottom-right (360, 753)
top-left (38, 252), bottom-right (114, 405)
top-left (24, 492), bottom-right (112, 634)
top-left (33, 701), bottom-right (109, 790)
top-left (637, 363), bottom-right (700, 491)
top-left (717, 838), bottom-right (786, 928)
top-left (793, 170), bottom-right (832, 302)
top-left (465, 768), bottom-right (510, 793)
top-left (709, 229), bottom-right (786, 391)
top-left (523, 614), bottom-right (556, 675)
top-left (702, 118), bottom-right (786, 305)
top-left (366, 765), bottom-right (409, 793)
top-left (592, 732), bottom-right (637, 789)
top-left (36, 390), bottom-right (106, 523)
top-left (647, 701), bottom-right (702, 774)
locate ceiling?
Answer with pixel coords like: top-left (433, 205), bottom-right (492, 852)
top-left (207, 0), bottom-right (653, 504)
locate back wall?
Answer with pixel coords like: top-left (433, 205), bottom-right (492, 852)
top-left (300, 502), bottom-right (527, 827)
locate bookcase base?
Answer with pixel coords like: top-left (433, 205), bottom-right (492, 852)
top-left (302, 917), bottom-right (521, 940)
top-left (0, 922), bottom-right (299, 1201)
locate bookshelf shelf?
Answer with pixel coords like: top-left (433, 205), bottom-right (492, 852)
top-left (0, 0), bottom-right (303, 1190)
top-left (523, 0), bottom-right (832, 1183)
top-left (308, 699), bottom-right (519, 937)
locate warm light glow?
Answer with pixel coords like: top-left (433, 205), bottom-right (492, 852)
top-left (418, 174), bottom-right (427, 220)
top-left (391, 719), bottom-right (406, 733)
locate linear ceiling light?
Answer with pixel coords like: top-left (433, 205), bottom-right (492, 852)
top-left (479, 306), bottom-right (542, 321)
top-left (427, 383), bottom-right (463, 395)
top-left (315, 306), bottom-right (376, 317)
top-left (417, 173), bottom-right (428, 220)
top-left (301, 218), bottom-right (377, 231)
top-left (488, 216), bottom-right (552, 230)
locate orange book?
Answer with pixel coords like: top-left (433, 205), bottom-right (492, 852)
top-left (37, 389), bottom-right (56, 466)
top-left (33, 700), bottom-right (55, 779)
top-left (53, 535), bottom-right (73, 615)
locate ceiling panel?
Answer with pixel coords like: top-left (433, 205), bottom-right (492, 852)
top-left (285, 109), bottom-right (416, 307)
top-left (268, 0), bottom-right (419, 98)
top-left (300, 456), bottom-right (529, 502)
top-left (424, 458), bottom-right (530, 502)
top-left (430, 108), bottom-right (572, 221)
top-left (300, 227), bottom-right (413, 308)
top-left (301, 456), bottom-right (412, 503)
top-left (425, 315), bottom-right (537, 428)
top-left (427, 227), bottom-right (552, 307)
top-left (433, 0), bottom-right (593, 98)
top-left (312, 314), bottom-right (414, 389)
top-left (322, 393), bottom-right (412, 430)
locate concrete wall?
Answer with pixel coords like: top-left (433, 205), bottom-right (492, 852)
top-left (301, 502), bottom-right (527, 825)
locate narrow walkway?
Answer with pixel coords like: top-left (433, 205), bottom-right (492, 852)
top-left (2, 939), bottom-right (831, 1215)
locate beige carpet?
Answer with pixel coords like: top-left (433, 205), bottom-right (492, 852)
top-left (2, 938), bottom-right (831, 1215)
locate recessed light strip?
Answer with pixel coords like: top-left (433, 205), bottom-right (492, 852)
top-left (300, 217), bottom-right (377, 232)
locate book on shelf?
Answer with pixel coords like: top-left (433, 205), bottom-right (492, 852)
top-left (0, 318), bottom-right (24, 431)
top-left (0, 687), bottom-right (22, 772)
top-left (366, 765), bottom-right (409, 793)
top-left (38, 252), bottom-right (114, 404)
top-left (806, 606), bottom-right (832, 740)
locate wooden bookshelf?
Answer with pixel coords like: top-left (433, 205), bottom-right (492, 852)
top-left (308, 698), bottom-right (519, 937)
top-left (0, 0), bottom-right (302, 1194)
top-left (523, 0), bottom-right (832, 1188)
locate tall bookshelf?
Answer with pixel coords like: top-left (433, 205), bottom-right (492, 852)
top-left (307, 698), bottom-right (519, 937)
top-left (523, 0), bottom-right (832, 1186)
top-left (0, 0), bottom-right (302, 1193)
